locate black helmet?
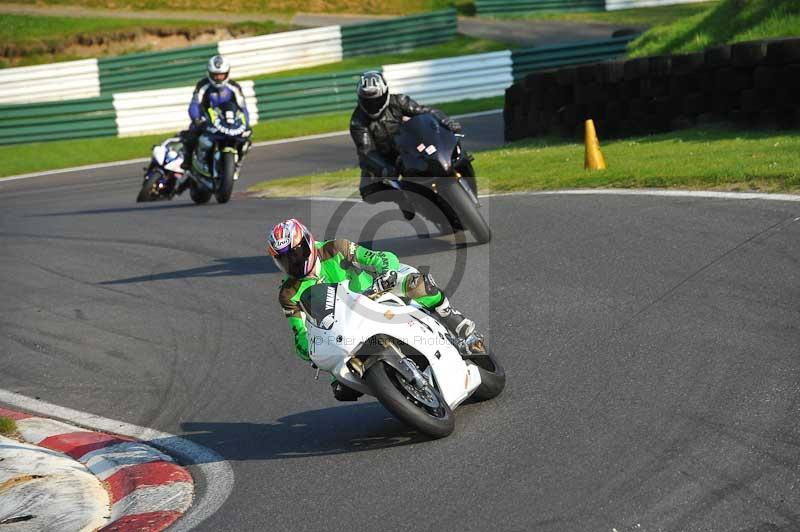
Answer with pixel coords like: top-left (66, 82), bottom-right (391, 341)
top-left (357, 71), bottom-right (390, 118)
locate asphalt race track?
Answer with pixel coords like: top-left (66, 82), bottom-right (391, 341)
top-left (2, 111), bottom-right (800, 531)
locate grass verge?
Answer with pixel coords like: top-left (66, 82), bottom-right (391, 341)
top-left (253, 36), bottom-right (513, 81)
top-left (0, 417), bottom-right (17, 436)
top-left (0, 95), bottom-right (502, 178)
top-left (1, 14), bottom-right (294, 67)
top-left (629, 0), bottom-right (800, 57)
top-left (490, 2), bottom-right (714, 27)
top-left (25, 0), bottom-right (460, 16)
top-left (248, 126), bottom-right (800, 197)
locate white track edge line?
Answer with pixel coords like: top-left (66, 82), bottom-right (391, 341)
top-left (0, 109), bottom-right (503, 182)
top-left (262, 189), bottom-right (800, 203)
top-left (2, 157), bottom-right (150, 181)
top-left (479, 189), bottom-right (800, 202)
top-left (0, 389), bottom-right (232, 532)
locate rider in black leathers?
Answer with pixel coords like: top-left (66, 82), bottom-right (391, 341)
top-left (349, 71), bottom-right (464, 211)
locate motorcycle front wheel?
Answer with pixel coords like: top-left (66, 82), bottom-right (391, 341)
top-left (445, 183), bottom-right (492, 244)
top-left (136, 171), bottom-right (162, 202)
top-left (365, 357), bottom-right (454, 439)
top-left (215, 151), bottom-right (235, 204)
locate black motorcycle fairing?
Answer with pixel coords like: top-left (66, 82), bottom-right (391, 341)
top-left (395, 114), bottom-right (459, 177)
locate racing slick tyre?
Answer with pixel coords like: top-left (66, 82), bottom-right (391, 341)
top-left (190, 181), bottom-right (212, 204)
top-left (136, 172), bottom-right (161, 203)
top-left (464, 349), bottom-right (506, 402)
top-left (445, 183), bottom-right (492, 244)
top-left (215, 151), bottom-right (235, 204)
top-left (366, 357), bottom-right (455, 439)
top-left (459, 160), bottom-right (478, 197)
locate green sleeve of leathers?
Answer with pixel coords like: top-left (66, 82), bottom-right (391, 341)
top-left (354, 245), bottom-right (400, 274)
top-left (287, 315), bottom-right (310, 362)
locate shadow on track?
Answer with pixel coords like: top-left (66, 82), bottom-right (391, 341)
top-left (100, 255), bottom-right (278, 285)
top-left (157, 402), bottom-right (431, 462)
top-left (357, 234), bottom-right (466, 259)
top-left (29, 202), bottom-right (199, 217)
top-left (99, 232), bottom-right (472, 286)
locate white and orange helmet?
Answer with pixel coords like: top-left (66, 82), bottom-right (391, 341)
top-left (267, 218), bottom-right (318, 278)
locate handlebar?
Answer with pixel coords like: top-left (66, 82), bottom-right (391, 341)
top-left (362, 271), bottom-right (399, 299)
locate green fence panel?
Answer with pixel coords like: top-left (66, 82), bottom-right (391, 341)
top-left (341, 10), bottom-right (458, 58)
top-left (98, 43), bottom-right (217, 94)
top-left (476, 0), bottom-right (604, 15)
top-left (254, 69), bottom-right (373, 120)
top-left (0, 95), bottom-right (114, 121)
top-left (0, 95), bottom-right (117, 145)
top-left (512, 35), bottom-right (635, 81)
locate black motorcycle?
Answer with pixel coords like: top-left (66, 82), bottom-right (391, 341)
top-left (380, 114), bottom-right (491, 244)
top-left (188, 102), bottom-right (252, 205)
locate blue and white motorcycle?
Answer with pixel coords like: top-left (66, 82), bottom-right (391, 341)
top-left (137, 103), bottom-right (252, 204)
top-left (136, 137), bottom-right (189, 203)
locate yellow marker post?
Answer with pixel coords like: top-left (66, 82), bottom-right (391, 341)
top-left (584, 119), bottom-right (607, 170)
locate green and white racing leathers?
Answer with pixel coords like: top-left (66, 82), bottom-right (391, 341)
top-left (277, 238), bottom-right (473, 364)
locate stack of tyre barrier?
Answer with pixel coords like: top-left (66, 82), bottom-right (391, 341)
top-left (504, 38), bottom-right (800, 142)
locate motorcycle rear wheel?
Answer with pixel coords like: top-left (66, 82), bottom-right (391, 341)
top-left (464, 349), bottom-right (505, 401)
top-left (366, 357), bottom-right (454, 439)
top-left (190, 181), bottom-right (212, 204)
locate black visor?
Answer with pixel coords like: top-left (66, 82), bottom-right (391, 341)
top-left (274, 237), bottom-right (312, 278)
top-left (360, 92), bottom-right (389, 116)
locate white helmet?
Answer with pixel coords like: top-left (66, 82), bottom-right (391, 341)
top-left (357, 71), bottom-right (390, 118)
top-left (207, 55), bottom-right (231, 89)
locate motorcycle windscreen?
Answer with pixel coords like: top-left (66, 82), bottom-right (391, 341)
top-left (299, 283), bottom-right (338, 330)
top-left (394, 114), bottom-right (457, 176)
top-left (209, 101), bottom-right (246, 135)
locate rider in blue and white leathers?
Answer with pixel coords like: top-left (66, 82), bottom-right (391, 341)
top-left (180, 55), bottom-right (251, 172)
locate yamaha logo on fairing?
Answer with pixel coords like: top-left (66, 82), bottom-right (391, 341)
top-left (319, 314), bottom-right (335, 329)
top-left (325, 286), bottom-right (336, 311)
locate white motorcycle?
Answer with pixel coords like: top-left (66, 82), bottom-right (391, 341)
top-left (136, 137), bottom-right (190, 202)
top-left (300, 274), bottom-right (505, 439)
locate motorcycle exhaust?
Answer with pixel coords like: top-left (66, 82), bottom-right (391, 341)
top-left (346, 357), bottom-right (365, 379)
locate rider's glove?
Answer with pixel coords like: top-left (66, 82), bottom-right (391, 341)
top-left (444, 119), bottom-right (463, 134)
top-left (192, 117), bottom-right (207, 128)
top-left (371, 270), bottom-right (398, 294)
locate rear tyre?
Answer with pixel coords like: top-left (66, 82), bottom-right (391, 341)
top-left (190, 181), bottom-right (212, 204)
top-left (365, 357), bottom-right (454, 439)
top-left (136, 172), bottom-right (161, 202)
top-left (465, 349), bottom-right (505, 402)
top-left (215, 151), bottom-right (235, 204)
top-left (445, 184), bottom-right (492, 244)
